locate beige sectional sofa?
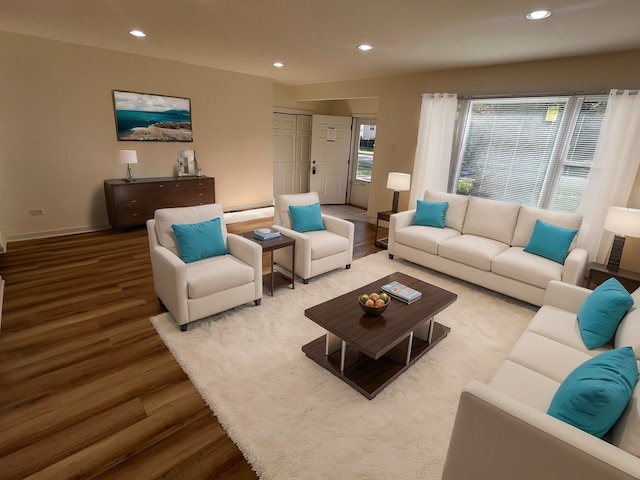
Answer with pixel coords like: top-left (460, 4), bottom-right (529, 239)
top-left (388, 190), bottom-right (588, 306)
top-left (442, 280), bottom-right (640, 479)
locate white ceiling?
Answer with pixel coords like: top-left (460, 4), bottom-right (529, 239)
top-left (1, 0), bottom-right (640, 85)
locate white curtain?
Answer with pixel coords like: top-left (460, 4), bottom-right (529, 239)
top-left (578, 89), bottom-right (640, 262)
top-left (409, 93), bottom-right (458, 208)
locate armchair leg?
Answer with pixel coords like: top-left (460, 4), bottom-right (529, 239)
top-left (180, 324), bottom-right (188, 332)
top-left (254, 299), bottom-right (261, 306)
top-left (346, 264), bottom-right (351, 269)
top-left (389, 254), bottom-right (394, 260)
top-left (303, 278), bottom-right (309, 284)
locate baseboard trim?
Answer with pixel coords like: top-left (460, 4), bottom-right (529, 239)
top-left (6, 224), bottom-right (112, 243)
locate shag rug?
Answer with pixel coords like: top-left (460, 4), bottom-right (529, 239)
top-left (151, 251), bottom-right (537, 479)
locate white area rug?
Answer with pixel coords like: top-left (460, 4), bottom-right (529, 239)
top-left (151, 251), bottom-right (537, 479)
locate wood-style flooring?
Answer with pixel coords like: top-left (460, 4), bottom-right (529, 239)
top-left (0, 205), bottom-right (381, 479)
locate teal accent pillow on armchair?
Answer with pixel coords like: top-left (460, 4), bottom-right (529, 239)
top-left (172, 217), bottom-right (228, 263)
top-left (289, 202), bottom-right (326, 233)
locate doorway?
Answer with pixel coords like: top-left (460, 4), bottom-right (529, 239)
top-left (348, 118), bottom-right (376, 209)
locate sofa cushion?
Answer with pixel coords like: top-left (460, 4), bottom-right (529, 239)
top-left (547, 347), bottom-right (638, 438)
top-left (395, 225), bottom-right (460, 255)
top-left (462, 196), bottom-right (520, 245)
top-left (523, 219), bottom-right (578, 264)
top-left (307, 230), bottom-right (350, 260)
top-left (289, 202), bottom-right (326, 232)
top-left (578, 278), bottom-right (634, 349)
top-left (412, 200), bottom-right (448, 228)
top-left (611, 382), bottom-right (640, 456)
top-left (526, 305), bottom-right (610, 357)
top-left (172, 218), bottom-right (228, 263)
top-left (186, 255), bottom-right (255, 299)
top-left (491, 247), bottom-right (563, 289)
top-left (615, 290), bottom-right (640, 359)
top-left (511, 205), bottom-right (583, 248)
top-left (438, 234), bottom-right (509, 271)
top-left (424, 190), bottom-right (469, 232)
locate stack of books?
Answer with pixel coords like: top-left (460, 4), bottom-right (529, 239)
top-left (253, 228), bottom-right (281, 241)
top-left (381, 281), bottom-right (422, 304)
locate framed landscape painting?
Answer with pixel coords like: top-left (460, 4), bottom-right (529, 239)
top-left (112, 90), bottom-right (193, 142)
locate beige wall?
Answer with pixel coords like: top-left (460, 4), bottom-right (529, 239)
top-left (0, 32), bottom-right (274, 240)
top-left (281, 49), bottom-right (640, 269)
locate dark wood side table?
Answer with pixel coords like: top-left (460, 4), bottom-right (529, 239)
top-left (586, 262), bottom-right (640, 293)
top-left (240, 232), bottom-right (295, 296)
top-left (375, 210), bottom-right (394, 248)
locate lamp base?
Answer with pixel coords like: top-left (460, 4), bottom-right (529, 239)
top-left (391, 191), bottom-right (400, 213)
top-left (125, 165), bottom-right (136, 183)
top-left (607, 234), bottom-right (626, 272)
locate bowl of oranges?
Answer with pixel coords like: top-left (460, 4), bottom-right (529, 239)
top-left (358, 291), bottom-right (391, 316)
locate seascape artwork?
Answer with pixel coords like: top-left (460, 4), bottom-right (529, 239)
top-left (113, 90), bottom-right (193, 142)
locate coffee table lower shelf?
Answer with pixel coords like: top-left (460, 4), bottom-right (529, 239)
top-left (302, 322), bottom-right (450, 400)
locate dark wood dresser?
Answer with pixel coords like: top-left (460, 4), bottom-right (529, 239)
top-left (104, 176), bottom-right (215, 229)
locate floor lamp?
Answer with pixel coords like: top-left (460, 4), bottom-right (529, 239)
top-left (603, 206), bottom-right (640, 271)
top-left (386, 172), bottom-right (411, 213)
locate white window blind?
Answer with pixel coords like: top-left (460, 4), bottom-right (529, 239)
top-left (452, 95), bottom-right (608, 212)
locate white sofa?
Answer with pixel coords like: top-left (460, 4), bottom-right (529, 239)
top-left (442, 280), bottom-right (640, 480)
top-left (388, 190), bottom-right (588, 306)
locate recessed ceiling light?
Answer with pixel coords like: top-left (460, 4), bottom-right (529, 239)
top-left (273, 61), bottom-right (284, 68)
top-left (357, 44), bottom-right (374, 51)
top-left (129, 29), bottom-right (146, 37)
top-left (525, 10), bottom-right (552, 20)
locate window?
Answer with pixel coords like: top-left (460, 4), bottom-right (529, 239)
top-left (355, 121), bottom-right (376, 182)
top-left (451, 95), bottom-right (607, 212)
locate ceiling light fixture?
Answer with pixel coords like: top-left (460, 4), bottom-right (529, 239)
top-left (129, 29), bottom-right (146, 37)
top-left (525, 10), bottom-right (552, 20)
top-left (357, 44), bottom-right (374, 51)
top-left (273, 61), bottom-right (284, 68)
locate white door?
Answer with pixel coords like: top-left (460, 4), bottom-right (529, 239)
top-left (295, 115), bottom-right (312, 194)
top-left (310, 114), bottom-right (352, 204)
top-left (273, 113), bottom-right (296, 197)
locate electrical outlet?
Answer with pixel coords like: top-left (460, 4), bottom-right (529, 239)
top-left (30, 208), bottom-right (45, 216)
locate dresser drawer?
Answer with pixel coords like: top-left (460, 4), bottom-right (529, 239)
top-left (153, 181), bottom-right (188, 208)
top-left (115, 206), bottom-right (155, 227)
top-left (111, 183), bottom-right (153, 205)
top-left (187, 179), bottom-right (215, 204)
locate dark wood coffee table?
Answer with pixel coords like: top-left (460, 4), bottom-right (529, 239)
top-left (303, 272), bottom-right (456, 399)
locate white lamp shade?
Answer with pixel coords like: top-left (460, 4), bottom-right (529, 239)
top-left (604, 206), bottom-right (640, 237)
top-left (386, 172), bottom-right (411, 191)
top-left (119, 150), bottom-right (138, 165)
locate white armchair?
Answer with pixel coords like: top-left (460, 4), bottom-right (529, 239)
top-left (147, 204), bottom-right (262, 331)
top-left (272, 192), bottom-right (354, 284)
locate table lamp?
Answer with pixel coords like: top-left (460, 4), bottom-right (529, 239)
top-left (603, 206), bottom-right (640, 271)
top-left (120, 150), bottom-right (138, 182)
top-left (386, 172), bottom-right (411, 213)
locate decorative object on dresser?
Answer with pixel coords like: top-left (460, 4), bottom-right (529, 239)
top-left (386, 172), bottom-right (411, 213)
top-left (104, 176), bottom-right (215, 229)
top-left (119, 149), bottom-right (138, 182)
top-left (176, 149), bottom-right (198, 178)
top-left (603, 206), bottom-right (640, 271)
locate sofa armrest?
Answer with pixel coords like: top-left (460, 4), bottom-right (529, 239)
top-left (561, 247), bottom-right (588, 286)
top-left (442, 380), bottom-right (640, 480)
top-left (543, 280), bottom-right (592, 313)
top-left (388, 209), bottom-right (415, 255)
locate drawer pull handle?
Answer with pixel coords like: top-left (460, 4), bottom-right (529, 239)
top-left (132, 213), bottom-right (138, 217)
top-left (131, 200), bottom-right (137, 203)
top-left (159, 184), bottom-right (164, 188)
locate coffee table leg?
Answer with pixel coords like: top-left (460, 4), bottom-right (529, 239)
top-left (414, 317), bottom-right (434, 345)
top-left (340, 340), bottom-right (347, 372)
top-left (325, 331), bottom-right (341, 356)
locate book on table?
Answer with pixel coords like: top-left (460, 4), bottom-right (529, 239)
top-left (381, 281), bottom-right (422, 304)
top-left (253, 227), bottom-right (281, 240)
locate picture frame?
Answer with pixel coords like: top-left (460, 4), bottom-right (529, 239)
top-left (112, 90), bottom-right (193, 142)
top-left (176, 150), bottom-right (199, 177)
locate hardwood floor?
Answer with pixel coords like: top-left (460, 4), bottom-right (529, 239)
top-left (0, 206), bottom-right (381, 479)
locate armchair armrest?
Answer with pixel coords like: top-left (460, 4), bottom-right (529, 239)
top-left (227, 233), bottom-right (262, 269)
top-left (150, 245), bottom-right (189, 324)
top-left (543, 280), bottom-right (592, 313)
top-left (443, 380), bottom-right (640, 480)
top-left (388, 209), bottom-right (415, 255)
top-left (322, 214), bottom-right (354, 240)
top-left (561, 247), bottom-right (588, 286)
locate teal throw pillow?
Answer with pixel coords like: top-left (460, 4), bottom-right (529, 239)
top-left (289, 202), bottom-right (325, 233)
top-left (578, 277), bottom-right (634, 349)
top-left (172, 218), bottom-right (228, 263)
top-left (524, 219), bottom-right (578, 264)
top-left (547, 347), bottom-right (638, 437)
top-left (412, 200), bottom-right (448, 228)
